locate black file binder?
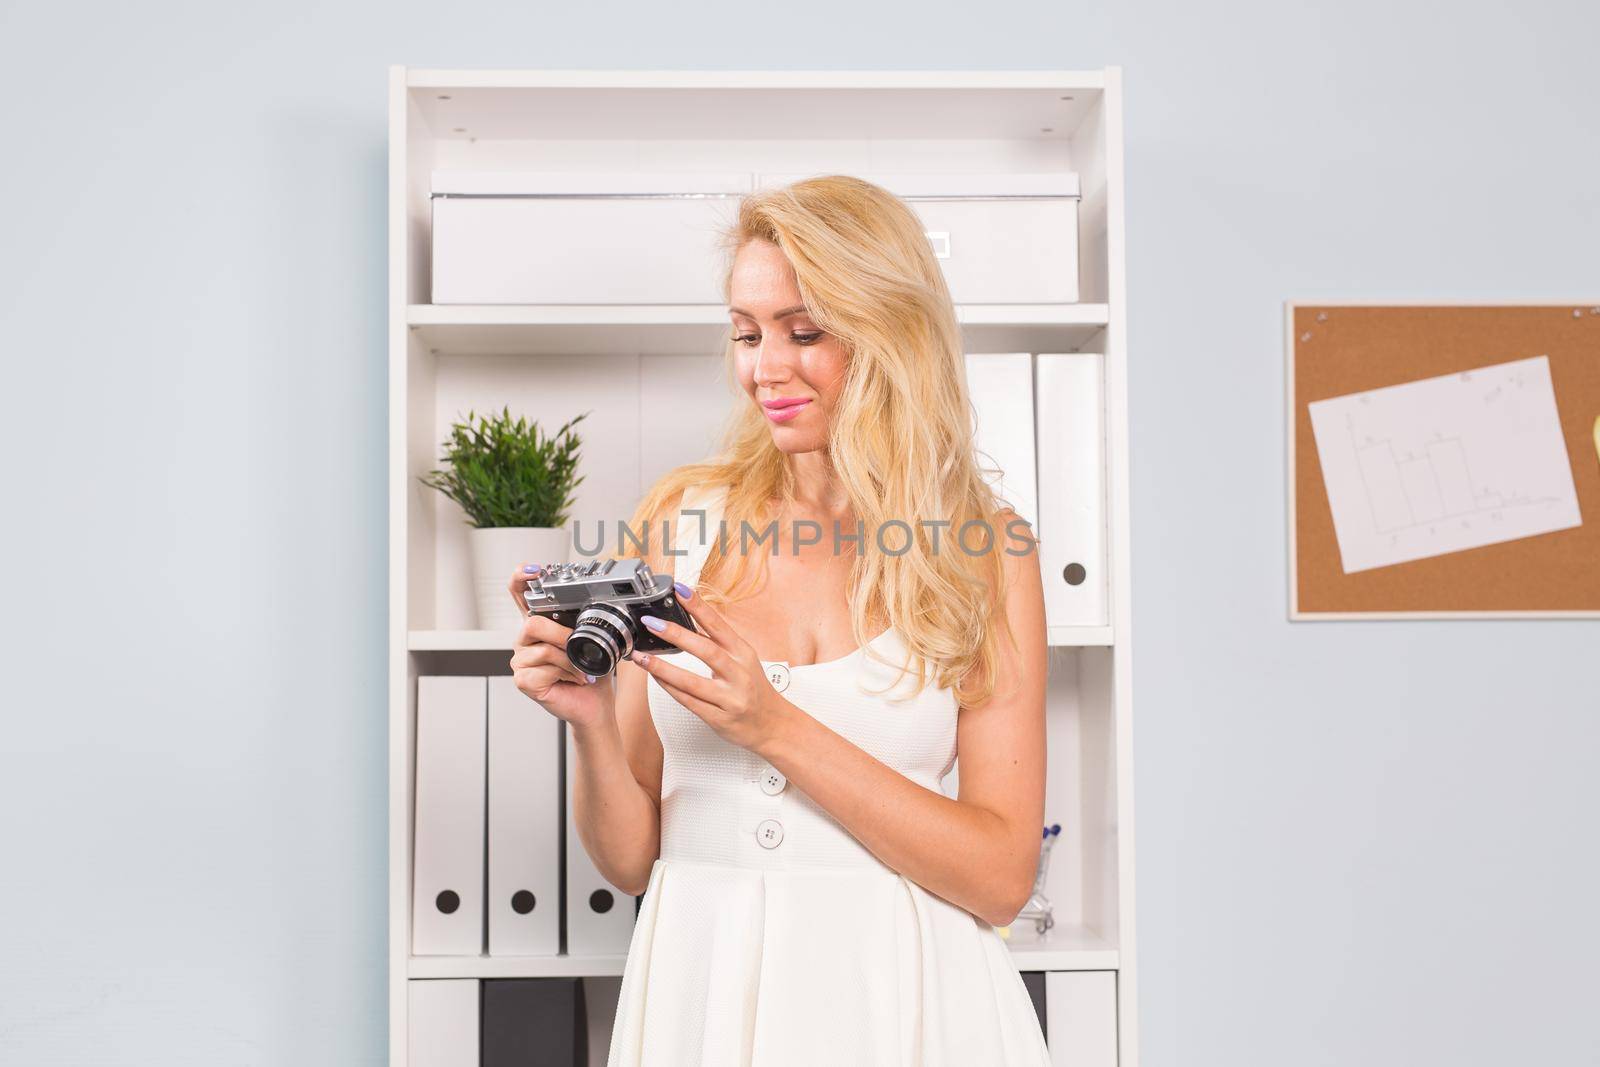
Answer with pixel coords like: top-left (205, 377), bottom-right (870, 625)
top-left (1020, 971), bottom-right (1048, 1042)
top-left (482, 977), bottom-right (587, 1067)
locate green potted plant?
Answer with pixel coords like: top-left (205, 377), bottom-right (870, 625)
top-left (421, 407), bottom-right (588, 631)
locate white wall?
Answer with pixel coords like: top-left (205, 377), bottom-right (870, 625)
top-left (1, 1), bottom-right (1596, 1064)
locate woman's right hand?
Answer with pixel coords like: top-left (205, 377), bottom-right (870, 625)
top-left (506, 564), bottom-right (615, 727)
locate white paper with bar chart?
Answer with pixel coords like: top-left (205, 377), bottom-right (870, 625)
top-left (1307, 354), bottom-right (1582, 574)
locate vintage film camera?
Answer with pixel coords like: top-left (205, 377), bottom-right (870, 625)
top-left (520, 558), bottom-right (699, 677)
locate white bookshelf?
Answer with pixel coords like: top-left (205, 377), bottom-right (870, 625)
top-left (389, 67), bottom-right (1137, 1066)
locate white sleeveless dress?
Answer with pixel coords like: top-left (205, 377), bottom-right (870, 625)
top-left (605, 484), bottom-right (1052, 1066)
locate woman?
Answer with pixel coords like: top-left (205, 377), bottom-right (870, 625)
top-left (507, 175), bottom-right (1051, 1065)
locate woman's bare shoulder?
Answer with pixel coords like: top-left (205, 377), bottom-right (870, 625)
top-left (990, 505), bottom-right (1045, 616)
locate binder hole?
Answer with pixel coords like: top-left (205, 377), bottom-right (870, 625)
top-left (435, 889), bottom-right (460, 915)
top-left (1063, 563), bottom-right (1087, 586)
top-left (589, 889), bottom-right (615, 914)
top-left (511, 890), bottom-right (536, 915)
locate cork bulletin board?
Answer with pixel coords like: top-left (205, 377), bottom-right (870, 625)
top-left (1287, 302), bottom-right (1600, 619)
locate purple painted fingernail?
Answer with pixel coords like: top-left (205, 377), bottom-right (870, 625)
top-left (640, 614), bottom-right (666, 632)
top-left (673, 581), bottom-right (693, 599)
top-left (585, 674), bottom-right (597, 684)
top-left (523, 564), bottom-right (539, 573)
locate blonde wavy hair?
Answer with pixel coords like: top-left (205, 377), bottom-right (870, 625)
top-left (626, 174), bottom-right (1028, 708)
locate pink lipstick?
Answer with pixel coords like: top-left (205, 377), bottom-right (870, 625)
top-left (761, 396), bottom-right (811, 423)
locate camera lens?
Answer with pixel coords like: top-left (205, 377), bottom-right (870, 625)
top-left (567, 603), bottom-right (636, 677)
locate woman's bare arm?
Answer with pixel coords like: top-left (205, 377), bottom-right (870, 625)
top-left (566, 492), bottom-right (678, 896)
top-left (567, 672), bottom-right (661, 897)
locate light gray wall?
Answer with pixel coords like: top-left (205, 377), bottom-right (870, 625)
top-left (1, 1), bottom-right (1595, 1064)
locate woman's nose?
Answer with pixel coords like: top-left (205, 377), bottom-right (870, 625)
top-left (753, 340), bottom-right (798, 384)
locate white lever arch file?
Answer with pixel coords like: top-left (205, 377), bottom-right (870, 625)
top-left (965, 351), bottom-right (1040, 532)
top-left (1045, 971), bottom-right (1118, 1067)
top-left (408, 978), bottom-right (479, 1067)
top-left (564, 723), bottom-right (638, 955)
top-left (487, 676), bottom-right (561, 956)
top-left (412, 676), bottom-right (487, 956)
top-left (1035, 353), bottom-right (1109, 628)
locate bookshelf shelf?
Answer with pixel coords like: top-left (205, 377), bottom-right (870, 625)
top-left (408, 303), bottom-right (1110, 358)
top-left (409, 626), bottom-right (1115, 652)
top-left (406, 924), bottom-right (1117, 981)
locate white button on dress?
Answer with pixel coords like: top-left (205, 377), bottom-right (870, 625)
top-left (758, 766), bottom-right (787, 795)
top-left (755, 818), bottom-right (784, 849)
top-left (764, 662), bottom-right (791, 692)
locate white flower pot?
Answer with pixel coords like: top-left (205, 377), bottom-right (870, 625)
top-left (469, 525), bottom-right (572, 633)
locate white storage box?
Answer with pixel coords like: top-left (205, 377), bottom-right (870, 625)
top-left (757, 171), bottom-right (1082, 304)
top-left (430, 171), bottom-right (751, 305)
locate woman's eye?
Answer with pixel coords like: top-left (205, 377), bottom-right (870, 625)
top-left (730, 331), bottom-right (823, 346)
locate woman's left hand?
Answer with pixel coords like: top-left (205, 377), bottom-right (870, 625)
top-left (628, 583), bottom-right (792, 754)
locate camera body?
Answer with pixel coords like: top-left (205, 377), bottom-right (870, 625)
top-left (520, 557), bottom-right (698, 677)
